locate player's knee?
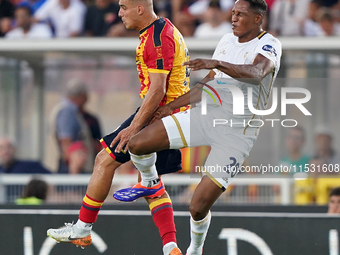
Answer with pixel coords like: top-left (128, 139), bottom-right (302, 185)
top-left (94, 149), bottom-right (118, 171)
top-left (189, 203), bottom-right (208, 221)
top-left (128, 136), bottom-right (143, 155)
top-left (94, 150), bottom-right (106, 165)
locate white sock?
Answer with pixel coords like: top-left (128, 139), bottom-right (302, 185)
top-left (186, 211), bottom-right (211, 255)
top-left (130, 152), bottom-right (159, 187)
top-left (163, 241), bottom-right (177, 255)
top-left (75, 219), bottom-right (92, 235)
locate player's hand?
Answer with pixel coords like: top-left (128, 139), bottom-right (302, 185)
top-left (149, 105), bottom-right (172, 125)
top-left (110, 126), bottom-right (139, 153)
top-left (183, 58), bottom-right (218, 71)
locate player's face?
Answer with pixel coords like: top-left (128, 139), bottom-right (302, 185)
top-left (118, 0), bottom-right (140, 30)
top-left (231, 0), bottom-right (261, 41)
top-left (328, 195), bottom-right (340, 214)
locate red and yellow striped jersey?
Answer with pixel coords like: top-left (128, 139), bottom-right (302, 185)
top-left (137, 17), bottom-right (190, 113)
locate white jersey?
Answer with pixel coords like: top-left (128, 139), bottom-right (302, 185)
top-left (206, 31), bottom-right (282, 135)
top-left (162, 32), bottom-right (281, 188)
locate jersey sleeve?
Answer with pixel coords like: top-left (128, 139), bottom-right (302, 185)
top-left (144, 28), bottom-right (175, 74)
top-left (255, 35), bottom-right (282, 66)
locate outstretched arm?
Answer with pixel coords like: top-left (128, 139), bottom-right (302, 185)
top-left (149, 70), bottom-right (215, 123)
top-left (111, 72), bottom-right (167, 153)
top-left (184, 53), bottom-right (275, 85)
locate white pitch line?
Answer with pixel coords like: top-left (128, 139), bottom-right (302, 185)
top-left (0, 209), bottom-right (335, 218)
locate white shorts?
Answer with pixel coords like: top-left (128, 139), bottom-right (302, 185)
top-left (162, 107), bottom-right (257, 190)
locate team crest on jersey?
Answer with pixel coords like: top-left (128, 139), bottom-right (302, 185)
top-left (262, 45), bottom-right (277, 57)
top-left (156, 48), bottom-right (162, 58)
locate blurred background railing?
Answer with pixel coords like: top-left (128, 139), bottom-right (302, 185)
top-left (1, 38), bottom-right (340, 206)
top-left (0, 173), bottom-right (293, 204)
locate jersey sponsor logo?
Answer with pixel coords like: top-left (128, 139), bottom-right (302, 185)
top-left (262, 45), bottom-right (277, 57)
top-left (216, 79), bottom-right (228, 85)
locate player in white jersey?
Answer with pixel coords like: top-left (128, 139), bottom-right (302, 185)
top-left (113, 0), bottom-right (281, 254)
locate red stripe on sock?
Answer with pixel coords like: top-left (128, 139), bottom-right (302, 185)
top-left (85, 194), bottom-right (104, 203)
top-left (79, 194), bottom-right (103, 223)
top-left (151, 202), bottom-right (177, 246)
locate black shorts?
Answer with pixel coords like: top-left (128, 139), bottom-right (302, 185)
top-left (100, 109), bottom-right (182, 175)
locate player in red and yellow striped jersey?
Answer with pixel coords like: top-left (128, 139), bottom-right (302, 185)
top-left (47, 1), bottom-right (189, 255)
top-left (137, 16), bottom-right (190, 112)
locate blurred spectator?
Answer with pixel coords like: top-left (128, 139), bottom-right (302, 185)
top-left (0, 136), bottom-right (50, 174)
top-left (17, 0), bottom-right (46, 14)
top-left (316, 7), bottom-right (340, 36)
top-left (172, 0), bottom-right (233, 36)
top-left (84, 0), bottom-right (122, 37)
top-left (48, 79), bottom-right (95, 173)
top-left (270, 0), bottom-right (310, 36)
top-left (172, 0), bottom-right (197, 36)
top-left (188, 0), bottom-right (233, 17)
top-left (193, 0), bottom-right (232, 39)
top-left (34, 0), bottom-right (86, 37)
top-left (304, 0), bottom-right (324, 36)
top-left (279, 126), bottom-right (311, 175)
top-left (67, 141), bottom-right (88, 174)
top-left (328, 187), bottom-right (340, 214)
top-left (0, 0), bottom-right (15, 37)
top-left (15, 178), bottom-right (48, 205)
top-left (5, 6), bottom-right (52, 39)
top-left (153, 0), bottom-right (172, 18)
top-left (310, 126), bottom-right (340, 172)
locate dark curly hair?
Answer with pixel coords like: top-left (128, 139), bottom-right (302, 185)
top-left (240, 0), bottom-right (267, 16)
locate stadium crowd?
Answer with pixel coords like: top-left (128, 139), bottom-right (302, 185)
top-left (1, 0), bottom-right (340, 38)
